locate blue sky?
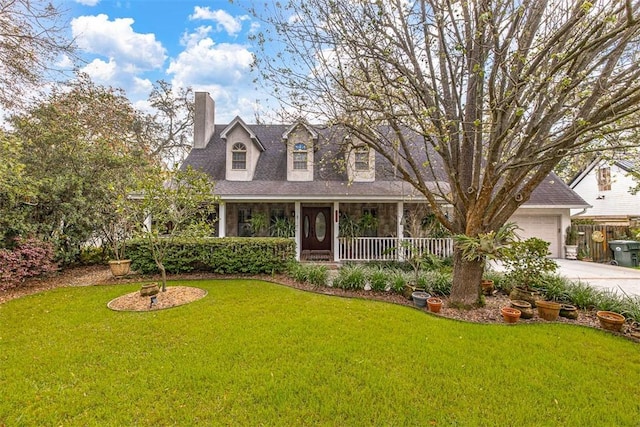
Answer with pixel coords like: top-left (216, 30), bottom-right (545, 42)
top-left (65, 0), bottom-right (272, 122)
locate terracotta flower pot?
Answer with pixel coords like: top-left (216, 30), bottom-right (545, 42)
top-left (427, 297), bottom-right (443, 313)
top-left (481, 279), bottom-right (494, 296)
top-left (596, 311), bottom-right (625, 332)
top-left (536, 300), bottom-right (562, 321)
top-left (509, 287), bottom-right (541, 307)
top-left (501, 307), bottom-right (521, 323)
top-left (108, 259), bottom-right (131, 277)
top-left (140, 282), bottom-right (160, 297)
top-left (510, 299), bottom-right (534, 319)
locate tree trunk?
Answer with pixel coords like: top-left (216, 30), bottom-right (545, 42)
top-left (449, 249), bottom-right (484, 307)
top-left (158, 263), bottom-right (167, 292)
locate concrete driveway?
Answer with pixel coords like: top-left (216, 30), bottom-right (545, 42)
top-left (554, 259), bottom-right (640, 296)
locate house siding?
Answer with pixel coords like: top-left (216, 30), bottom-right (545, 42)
top-left (571, 160), bottom-right (640, 223)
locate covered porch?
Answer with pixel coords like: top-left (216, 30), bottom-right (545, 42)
top-left (215, 200), bottom-right (453, 263)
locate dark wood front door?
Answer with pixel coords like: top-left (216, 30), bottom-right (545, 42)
top-left (301, 207), bottom-right (332, 252)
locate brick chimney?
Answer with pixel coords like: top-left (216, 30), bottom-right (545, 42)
top-left (194, 92), bottom-right (215, 149)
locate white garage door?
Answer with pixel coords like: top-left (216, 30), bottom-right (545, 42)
top-left (510, 215), bottom-right (560, 258)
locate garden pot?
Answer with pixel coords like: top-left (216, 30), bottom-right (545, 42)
top-left (559, 304), bottom-right (579, 320)
top-left (140, 282), bottom-right (160, 297)
top-left (596, 311), bottom-right (625, 332)
top-left (411, 291), bottom-right (430, 308)
top-left (509, 287), bottom-right (541, 307)
top-left (510, 300), bottom-right (534, 319)
top-left (403, 284), bottom-right (425, 300)
top-left (108, 259), bottom-right (131, 277)
top-left (536, 300), bottom-right (562, 321)
top-left (501, 307), bottom-right (521, 323)
top-left (427, 297), bottom-right (443, 313)
top-left (481, 279), bottom-right (494, 296)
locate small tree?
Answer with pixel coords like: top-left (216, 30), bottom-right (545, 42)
top-left (131, 166), bottom-right (218, 291)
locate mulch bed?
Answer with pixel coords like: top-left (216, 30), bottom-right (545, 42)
top-left (2, 265), bottom-right (639, 342)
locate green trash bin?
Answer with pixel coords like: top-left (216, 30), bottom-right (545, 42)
top-left (608, 240), bottom-right (640, 267)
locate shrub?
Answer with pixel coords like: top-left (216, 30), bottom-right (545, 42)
top-left (620, 293), bottom-right (640, 323)
top-left (388, 269), bottom-right (410, 293)
top-left (565, 280), bottom-right (600, 309)
top-left (0, 237), bottom-right (57, 290)
top-left (595, 289), bottom-right (626, 313)
top-left (333, 264), bottom-right (366, 290)
top-left (420, 270), bottom-right (452, 296)
top-left (502, 238), bottom-right (558, 290)
top-left (540, 274), bottom-right (570, 303)
top-left (127, 237), bottom-right (295, 275)
top-left (367, 266), bottom-right (390, 292)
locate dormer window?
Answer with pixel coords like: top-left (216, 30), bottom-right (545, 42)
top-left (293, 143), bottom-right (308, 170)
top-left (232, 143), bottom-right (247, 170)
top-left (355, 146), bottom-right (370, 171)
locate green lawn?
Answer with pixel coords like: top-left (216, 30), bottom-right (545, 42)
top-left (1, 279), bottom-right (639, 426)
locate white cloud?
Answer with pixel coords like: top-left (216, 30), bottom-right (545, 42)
top-left (82, 58), bottom-right (118, 81)
top-left (167, 30), bottom-right (253, 89)
top-left (71, 14), bottom-right (167, 71)
top-left (189, 7), bottom-right (248, 36)
top-left (75, 0), bottom-right (101, 5)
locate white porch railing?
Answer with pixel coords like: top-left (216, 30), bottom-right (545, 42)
top-left (338, 237), bottom-right (454, 262)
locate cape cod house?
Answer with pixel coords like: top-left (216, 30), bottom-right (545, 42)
top-left (182, 92), bottom-right (589, 261)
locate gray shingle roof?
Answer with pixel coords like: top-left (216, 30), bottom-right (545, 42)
top-left (183, 123), bottom-right (587, 207)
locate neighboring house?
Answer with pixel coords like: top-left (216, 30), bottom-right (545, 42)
top-left (182, 92), bottom-right (588, 260)
top-left (569, 157), bottom-right (640, 226)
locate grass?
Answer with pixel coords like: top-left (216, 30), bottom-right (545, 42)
top-left (1, 279), bottom-right (639, 426)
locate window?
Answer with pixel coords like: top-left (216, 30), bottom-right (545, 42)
top-left (232, 143), bottom-right (247, 170)
top-left (238, 207), bottom-right (252, 236)
top-left (293, 143), bottom-right (308, 170)
top-left (354, 146), bottom-right (369, 171)
top-left (597, 166), bottom-right (611, 191)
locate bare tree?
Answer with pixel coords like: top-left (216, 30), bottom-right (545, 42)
top-left (254, 0), bottom-right (640, 305)
top-left (0, 0), bottom-right (75, 110)
top-left (136, 80), bottom-right (195, 167)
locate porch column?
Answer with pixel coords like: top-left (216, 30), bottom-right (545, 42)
top-left (218, 203), bottom-right (226, 237)
top-left (333, 201), bottom-right (340, 262)
top-left (294, 201), bottom-right (301, 261)
top-left (397, 201), bottom-right (404, 261)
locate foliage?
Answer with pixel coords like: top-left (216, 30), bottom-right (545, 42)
top-left (127, 237), bottom-right (295, 275)
top-left (367, 266), bottom-right (390, 292)
top-left (288, 262), bottom-right (329, 286)
top-left (0, 0), bottom-right (76, 110)
top-left (338, 212), bottom-right (360, 238)
top-left (419, 270), bottom-right (453, 296)
top-left (270, 216), bottom-right (295, 238)
top-left (249, 212), bottom-right (269, 237)
top-left (0, 237), bottom-right (57, 290)
top-left (502, 238), bottom-right (558, 290)
top-left (128, 166), bottom-right (219, 290)
top-left (564, 280), bottom-right (601, 310)
top-left (136, 80), bottom-right (195, 165)
top-left (332, 264), bottom-right (366, 290)
top-left (5, 74), bottom-right (154, 263)
top-left (254, 0), bottom-right (640, 307)
top-left (454, 223), bottom-right (519, 263)
top-left (565, 225), bottom-right (579, 246)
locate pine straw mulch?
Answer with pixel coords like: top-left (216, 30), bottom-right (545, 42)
top-left (2, 265), bottom-right (639, 342)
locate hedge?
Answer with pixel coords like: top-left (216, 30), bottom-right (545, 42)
top-left (126, 237), bottom-right (296, 275)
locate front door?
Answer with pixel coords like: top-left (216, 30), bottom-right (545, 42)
top-left (301, 207), bottom-right (332, 253)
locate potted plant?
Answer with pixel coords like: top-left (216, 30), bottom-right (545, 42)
top-left (102, 196), bottom-right (134, 278)
top-left (596, 311), bottom-right (626, 332)
top-left (503, 237), bottom-right (558, 307)
top-left (270, 216), bottom-right (295, 238)
top-left (565, 225), bottom-right (579, 260)
top-left (249, 212), bottom-right (269, 237)
top-left (427, 296), bottom-right (443, 313)
top-left (500, 307), bottom-right (521, 323)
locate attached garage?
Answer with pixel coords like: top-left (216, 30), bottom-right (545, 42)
top-left (510, 215), bottom-right (561, 258)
